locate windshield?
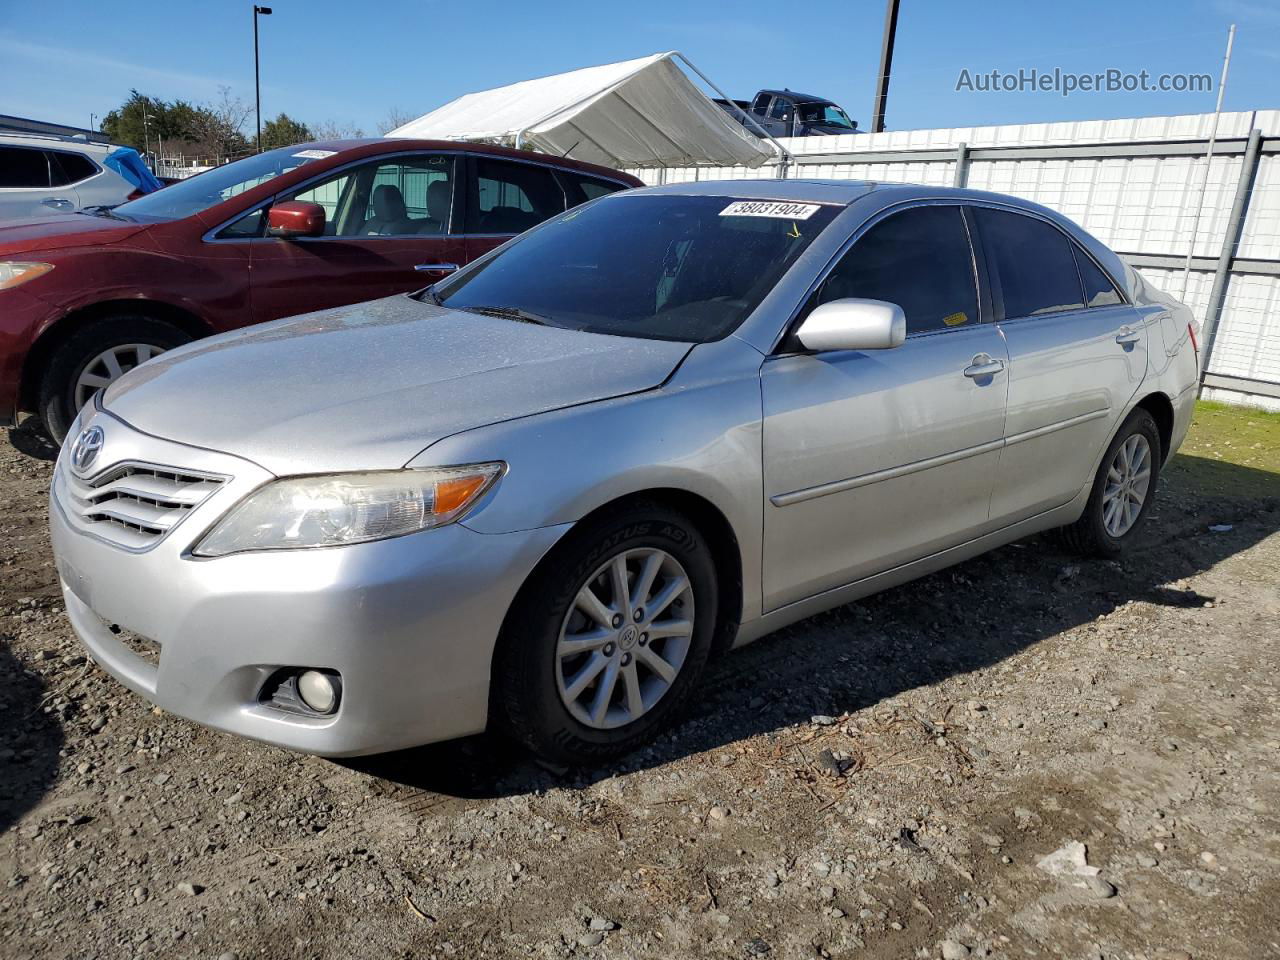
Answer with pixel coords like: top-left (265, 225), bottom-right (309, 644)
top-left (110, 145), bottom-right (337, 222)
top-left (798, 103), bottom-right (856, 130)
top-left (435, 194), bottom-right (842, 343)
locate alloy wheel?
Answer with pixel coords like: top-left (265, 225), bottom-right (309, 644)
top-left (555, 547), bottom-right (695, 730)
top-left (74, 343), bottom-right (166, 410)
top-left (1101, 433), bottom-right (1152, 538)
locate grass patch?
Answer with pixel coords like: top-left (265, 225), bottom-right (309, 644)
top-left (1165, 400), bottom-right (1280, 500)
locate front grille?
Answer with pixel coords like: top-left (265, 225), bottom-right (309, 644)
top-left (59, 461), bottom-right (227, 550)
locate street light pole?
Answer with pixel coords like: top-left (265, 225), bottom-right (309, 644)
top-left (871, 0), bottom-right (901, 134)
top-left (253, 5), bottom-right (273, 152)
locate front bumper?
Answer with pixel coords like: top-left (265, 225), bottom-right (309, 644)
top-left (49, 406), bottom-right (568, 756)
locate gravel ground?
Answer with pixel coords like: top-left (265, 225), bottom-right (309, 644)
top-left (2, 407), bottom-right (1278, 960)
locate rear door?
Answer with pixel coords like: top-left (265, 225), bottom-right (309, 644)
top-left (461, 156), bottom-right (571, 262)
top-left (243, 151), bottom-right (465, 323)
top-left (760, 203), bottom-right (1009, 610)
top-left (973, 205), bottom-right (1148, 523)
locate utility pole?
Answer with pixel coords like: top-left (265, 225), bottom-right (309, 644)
top-left (253, 5), bottom-right (273, 152)
top-left (1179, 22), bottom-right (1236, 302)
top-left (871, 0), bottom-right (901, 134)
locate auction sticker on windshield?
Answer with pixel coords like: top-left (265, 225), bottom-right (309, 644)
top-left (720, 200), bottom-right (821, 219)
top-left (293, 149), bottom-right (337, 159)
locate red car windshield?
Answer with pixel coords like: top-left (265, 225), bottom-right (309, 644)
top-left (110, 145), bottom-right (335, 223)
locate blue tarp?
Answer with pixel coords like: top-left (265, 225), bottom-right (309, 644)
top-left (103, 147), bottom-right (164, 194)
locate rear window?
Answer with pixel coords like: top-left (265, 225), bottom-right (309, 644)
top-left (0, 146), bottom-right (50, 188)
top-left (437, 194), bottom-right (842, 343)
top-left (468, 158), bottom-right (566, 234)
top-left (975, 207), bottom-right (1085, 319)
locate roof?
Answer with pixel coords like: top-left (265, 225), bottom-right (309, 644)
top-left (386, 53), bottom-right (775, 170)
top-left (282, 138), bottom-right (644, 185)
top-left (758, 90), bottom-right (834, 105)
top-left (633, 178), bottom-right (880, 204)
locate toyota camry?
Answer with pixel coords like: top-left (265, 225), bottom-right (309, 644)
top-left (49, 180), bottom-right (1200, 765)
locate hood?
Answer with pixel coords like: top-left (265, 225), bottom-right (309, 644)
top-left (0, 213), bottom-right (149, 255)
top-left (102, 296), bottom-right (692, 475)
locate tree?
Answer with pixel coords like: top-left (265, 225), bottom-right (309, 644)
top-left (380, 107), bottom-right (416, 135)
top-left (259, 113), bottom-right (313, 150)
top-left (311, 119), bottom-right (366, 140)
top-left (100, 87), bottom-right (251, 160)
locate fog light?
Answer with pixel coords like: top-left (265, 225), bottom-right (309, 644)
top-left (297, 670), bottom-right (339, 714)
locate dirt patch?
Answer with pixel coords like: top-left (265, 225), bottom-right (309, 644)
top-left (2, 407), bottom-right (1278, 959)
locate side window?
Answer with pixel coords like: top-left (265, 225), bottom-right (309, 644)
top-left (751, 93), bottom-right (770, 114)
top-left (768, 97), bottom-right (793, 121)
top-left (0, 146), bottom-right (51, 188)
top-left (284, 170), bottom-right (356, 235)
top-left (1074, 246), bottom-right (1124, 307)
top-left (815, 205), bottom-right (978, 336)
top-left (975, 208), bottom-right (1085, 319)
top-left (555, 170), bottom-right (626, 208)
top-left (359, 155), bottom-right (456, 236)
top-left (468, 158), bottom-right (565, 234)
top-left (274, 154), bottom-right (456, 238)
top-left (49, 152), bottom-right (98, 186)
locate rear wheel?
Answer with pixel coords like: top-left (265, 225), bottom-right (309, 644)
top-left (1060, 409), bottom-right (1162, 557)
top-left (38, 316), bottom-right (191, 443)
top-left (494, 502), bottom-right (718, 766)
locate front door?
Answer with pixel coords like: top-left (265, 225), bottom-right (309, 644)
top-left (761, 203), bottom-right (1009, 611)
top-left (971, 206), bottom-right (1149, 523)
top-left (246, 152), bottom-right (465, 324)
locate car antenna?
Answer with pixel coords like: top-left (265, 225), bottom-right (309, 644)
top-left (561, 140), bottom-right (582, 159)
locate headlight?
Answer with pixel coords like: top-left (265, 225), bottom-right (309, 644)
top-left (0, 262), bottom-right (54, 290)
top-left (191, 463), bottom-right (504, 557)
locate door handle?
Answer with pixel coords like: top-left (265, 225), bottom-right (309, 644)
top-left (963, 354), bottom-right (1005, 379)
top-left (414, 262), bottom-right (459, 274)
top-left (1115, 327), bottom-right (1141, 345)
top-left (41, 197), bottom-right (74, 209)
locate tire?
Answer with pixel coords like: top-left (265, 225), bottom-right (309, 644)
top-left (1059, 408), bottom-right (1162, 558)
top-left (38, 316), bottom-right (192, 443)
top-left (494, 502), bottom-right (718, 766)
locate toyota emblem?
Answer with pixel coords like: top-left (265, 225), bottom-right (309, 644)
top-left (70, 425), bottom-right (105, 475)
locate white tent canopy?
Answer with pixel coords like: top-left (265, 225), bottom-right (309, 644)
top-left (386, 51), bottom-right (776, 170)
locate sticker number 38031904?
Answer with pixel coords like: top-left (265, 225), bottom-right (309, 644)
top-left (719, 200), bottom-right (821, 220)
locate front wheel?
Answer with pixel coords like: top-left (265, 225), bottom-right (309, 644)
top-left (494, 503), bottom-right (718, 766)
top-left (1060, 408), bottom-right (1162, 557)
top-left (38, 316), bottom-right (192, 443)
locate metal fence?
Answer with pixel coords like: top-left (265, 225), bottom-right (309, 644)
top-left (628, 110), bottom-right (1280, 411)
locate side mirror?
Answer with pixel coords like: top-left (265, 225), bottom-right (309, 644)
top-left (794, 298), bottom-right (906, 352)
top-left (266, 200), bottom-right (326, 239)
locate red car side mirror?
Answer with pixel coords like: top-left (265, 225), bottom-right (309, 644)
top-left (266, 201), bottom-right (326, 239)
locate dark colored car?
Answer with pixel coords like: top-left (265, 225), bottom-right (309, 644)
top-left (715, 89), bottom-right (859, 138)
top-left (0, 139), bottom-right (641, 440)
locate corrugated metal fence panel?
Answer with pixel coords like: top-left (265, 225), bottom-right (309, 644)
top-left (1240, 154), bottom-right (1280, 261)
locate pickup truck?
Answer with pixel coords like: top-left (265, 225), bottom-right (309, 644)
top-left (713, 89), bottom-right (859, 138)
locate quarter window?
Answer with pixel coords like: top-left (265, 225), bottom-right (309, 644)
top-left (555, 170), bottom-right (626, 208)
top-left (815, 205), bottom-right (979, 336)
top-left (974, 207), bottom-right (1085, 319)
top-left (0, 146), bottom-right (50, 188)
top-left (49, 152), bottom-right (98, 186)
top-left (1074, 247), bottom-right (1124, 307)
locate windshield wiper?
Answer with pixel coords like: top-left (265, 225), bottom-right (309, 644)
top-left (463, 304), bottom-right (554, 326)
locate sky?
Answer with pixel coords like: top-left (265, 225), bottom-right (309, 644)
top-left (2, 0), bottom-right (1278, 141)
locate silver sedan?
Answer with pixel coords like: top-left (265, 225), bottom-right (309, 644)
top-left (49, 180), bottom-right (1200, 765)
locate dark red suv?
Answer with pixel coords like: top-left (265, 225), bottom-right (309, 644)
top-left (0, 139), bottom-right (641, 440)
